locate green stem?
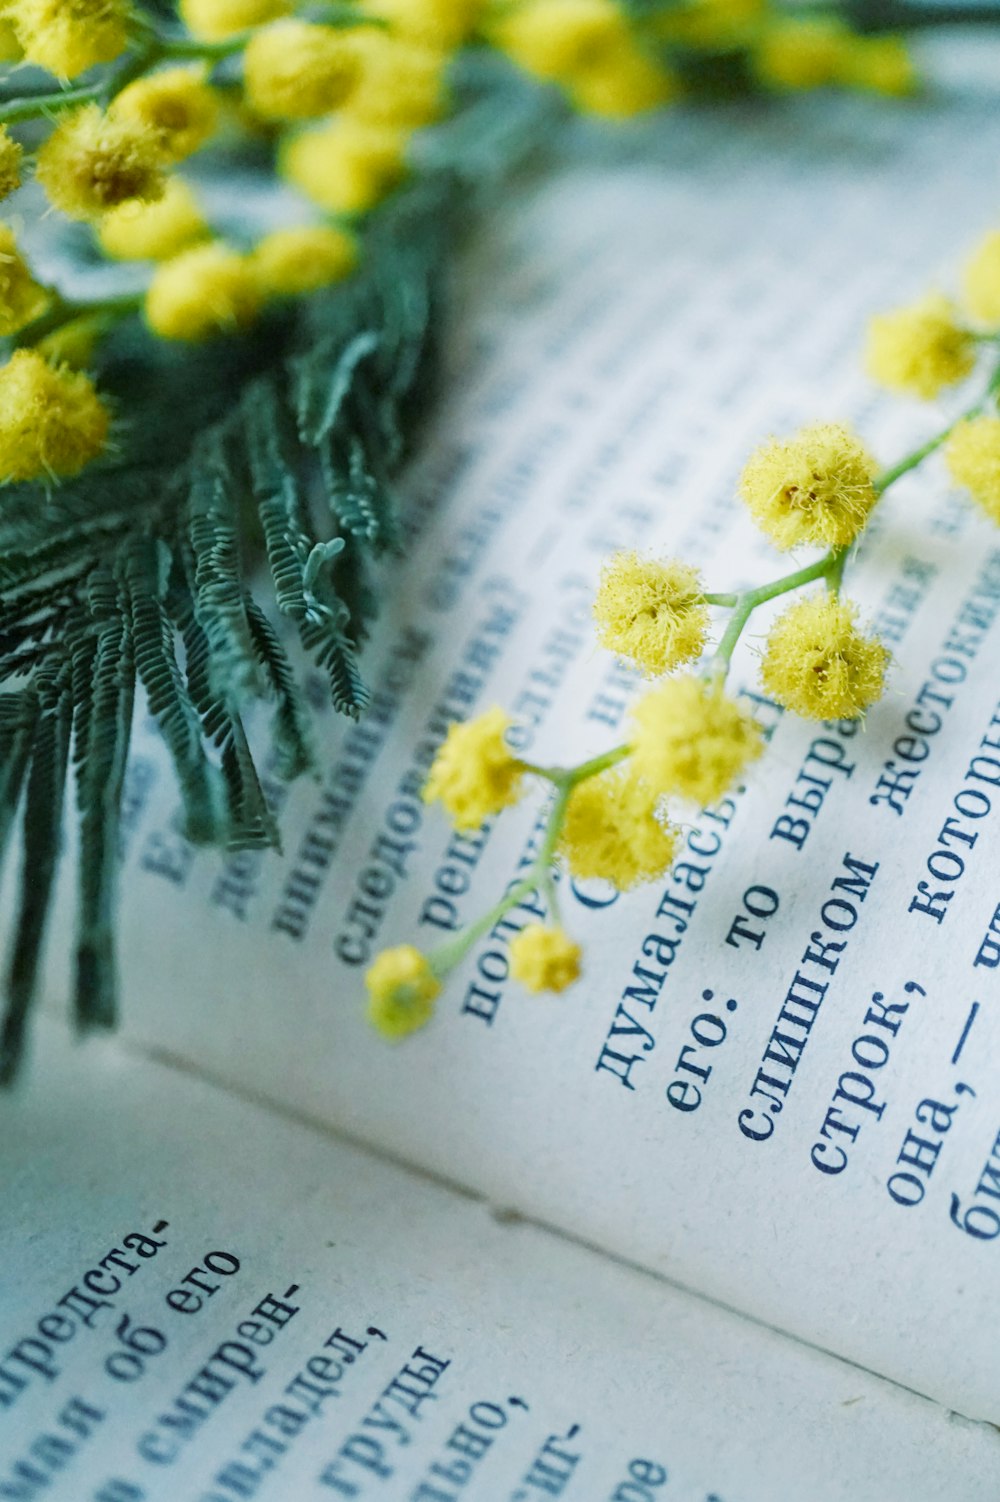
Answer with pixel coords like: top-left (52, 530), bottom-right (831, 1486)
top-left (17, 291), bottom-right (143, 348)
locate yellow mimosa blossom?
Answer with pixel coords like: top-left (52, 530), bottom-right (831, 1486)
top-left (360, 0), bottom-right (480, 50)
top-left (866, 293), bottom-right (975, 400)
top-left (252, 225), bottom-right (358, 296)
top-left (0, 350), bottom-right (110, 483)
top-left (593, 553), bottom-right (708, 676)
top-left (655, 0), bottom-right (763, 50)
top-left (5, 0), bottom-right (131, 80)
top-left (491, 0), bottom-right (626, 81)
top-left (179, 0), bottom-right (291, 40)
top-left (348, 34), bottom-right (448, 129)
top-left (423, 707), bottom-right (525, 831)
top-left (760, 593), bottom-right (889, 720)
top-left (738, 422), bottom-right (878, 550)
top-left (560, 769), bottom-right (679, 889)
top-left (365, 945), bottom-right (440, 1038)
top-left (113, 68), bottom-right (220, 163)
top-left (839, 35), bottom-right (917, 97)
top-left (568, 45), bottom-right (676, 119)
top-left (0, 20), bottom-right (23, 62)
top-left (0, 127), bottom-right (23, 201)
top-left (0, 224), bottom-right (48, 336)
top-left (36, 106), bottom-right (166, 222)
top-left (629, 675), bottom-right (763, 806)
top-left (281, 118), bottom-right (409, 216)
top-left (99, 176), bottom-right (208, 261)
top-left (945, 416), bottom-right (1000, 524)
top-left (509, 924), bottom-right (582, 993)
top-left (753, 17), bottom-right (850, 91)
top-left (962, 231), bottom-right (1000, 326)
top-left (242, 21), bottom-right (361, 122)
top-left (145, 243), bottom-right (260, 340)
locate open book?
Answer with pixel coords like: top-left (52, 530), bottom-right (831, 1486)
top-left (3, 51), bottom-right (1000, 1500)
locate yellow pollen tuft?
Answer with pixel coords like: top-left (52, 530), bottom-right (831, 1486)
top-left (0, 349), bottom-right (110, 483)
top-left (866, 293), bottom-right (975, 400)
top-left (251, 225), bottom-right (358, 297)
top-left (760, 593), bottom-right (889, 720)
top-left (0, 126), bottom-right (23, 202)
top-left (280, 118), bottom-right (409, 216)
top-left (5, 0), bottom-right (131, 81)
top-left (36, 106), bottom-right (167, 222)
top-left (358, 0), bottom-right (481, 50)
top-left (98, 176), bottom-right (209, 261)
top-left (945, 416), bottom-right (1000, 525)
top-left (145, 242), bottom-right (260, 341)
top-left (738, 422), bottom-right (878, 551)
top-left (508, 924), bottom-right (582, 994)
top-left (560, 768), bottom-right (679, 890)
top-left (243, 21), bottom-right (361, 122)
top-left (422, 706), bottom-right (525, 832)
top-left (179, 0), bottom-right (291, 41)
top-left (113, 67), bottom-right (220, 164)
top-left (593, 552), bottom-right (708, 676)
top-left (365, 945), bottom-right (440, 1039)
top-left (962, 231), bottom-right (1000, 327)
top-left (0, 223), bottom-right (48, 336)
top-left (347, 34), bottom-right (449, 129)
top-left (629, 675), bottom-right (764, 807)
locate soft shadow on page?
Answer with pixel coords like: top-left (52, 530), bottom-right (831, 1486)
top-left (36, 73), bottom-right (1000, 1416)
top-left (0, 1020), bottom-right (997, 1501)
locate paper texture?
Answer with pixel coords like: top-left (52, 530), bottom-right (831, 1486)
top-left (32, 79), bottom-right (1000, 1417)
top-left (1, 1019), bottom-right (997, 1499)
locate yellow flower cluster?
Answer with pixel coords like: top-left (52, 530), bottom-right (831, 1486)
top-left (739, 422), bottom-right (878, 550)
top-left (0, 350), bottom-right (110, 484)
top-left (752, 17), bottom-right (916, 96)
top-left (593, 553), bottom-right (708, 676)
top-left (489, 0), bottom-right (675, 119)
top-left (114, 67), bottom-right (220, 162)
top-left (946, 417), bottom-right (1000, 524)
top-left (365, 944), bottom-right (441, 1039)
top-left (508, 924), bottom-right (582, 993)
top-left (243, 20), bottom-right (361, 121)
top-left (560, 769), bottom-right (679, 889)
top-left (179, 0), bottom-right (290, 39)
top-left (866, 293), bottom-right (975, 400)
top-left (36, 105), bottom-right (167, 222)
top-left (145, 242), bottom-right (260, 340)
top-left (0, 224), bottom-right (48, 336)
top-left (4, 0), bottom-right (131, 81)
top-left (422, 707), bottom-right (525, 831)
top-left (0, 126), bottom-right (22, 201)
top-left (630, 674), bottom-right (764, 808)
top-left (760, 593), bottom-right (889, 720)
top-left (962, 232), bottom-right (1000, 325)
top-left (99, 177), bottom-right (208, 261)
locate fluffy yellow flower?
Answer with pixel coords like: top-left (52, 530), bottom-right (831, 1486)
top-left (36, 106), bottom-right (166, 222)
top-left (509, 924), bottom-right (582, 994)
top-left (5, 0), bottom-right (131, 80)
top-left (753, 17), bottom-right (849, 91)
top-left (365, 944), bottom-right (440, 1039)
top-left (145, 242), bottom-right (260, 340)
top-left (0, 126), bottom-right (23, 202)
top-left (945, 416), bottom-right (1000, 524)
top-left (865, 293), bottom-right (975, 400)
top-left (423, 706), bottom-right (525, 831)
top-left (252, 225), bottom-right (358, 297)
top-left (348, 34), bottom-right (448, 129)
top-left (0, 224), bottom-right (48, 336)
top-left (243, 20), bottom-right (361, 122)
top-left (593, 552), bottom-right (708, 676)
top-left (113, 67), bottom-right (220, 163)
top-left (360, 0), bottom-right (480, 49)
top-left (568, 45), bottom-right (676, 119)
top-left (0, 350), bottom-right (110, 483)
top-left (760, 593), bottom-right (888, 720)
top-left (560, 769), bottom-right (679, 890)
top-left (491, 0), bottom-right (625, 81)
top-left (655, 0), bottom-right (763, 49)
top-left (0, 20), bottom-right (23, 62)
top-left (99, 176), bottom-right (208, 261)
top-left (281, 118), bottom-right (408, 216)
top-left (738, 422), bottom-right (878, 551)
top-left (179, 0), bottom-right (291, 40)
top-left (629, 675), bottom-right (764, 807)
top-left (962, 231), bottom-right (1000, 326)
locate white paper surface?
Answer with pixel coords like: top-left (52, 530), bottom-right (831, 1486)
top-left (31, 77), bottom-right (1000, 1418)
top-left (1, 1020), bottom-right (997, 1499)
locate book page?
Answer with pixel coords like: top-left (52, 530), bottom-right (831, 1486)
top-left (1, 1020), bottom-right (997, 1500)
top-left (33, 59), bottom-right (1000, 1417)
